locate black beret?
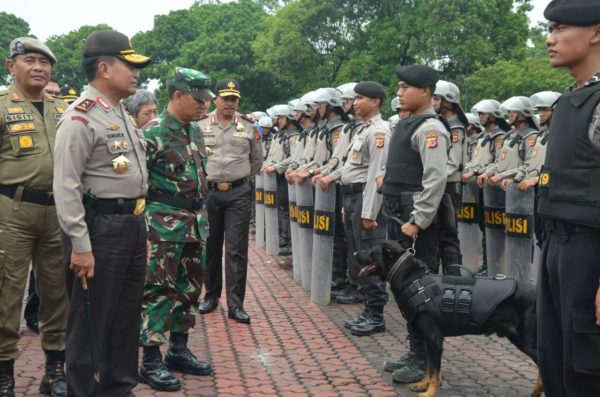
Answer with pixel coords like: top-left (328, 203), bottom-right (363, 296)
top-left (544, 0), bottom-right (600, 26)
top-left (395, 65), bottom-right (439, 88)
top-left (354, 81), bottom-right (386, 99)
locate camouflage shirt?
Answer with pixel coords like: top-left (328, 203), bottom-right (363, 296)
top-left (144, 109), bottom-right (208, 244)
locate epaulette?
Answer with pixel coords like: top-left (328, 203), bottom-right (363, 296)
top-left (74, 98), bottom-right (96, 113)
top-left (239, 113), bottom-right (254, 123)
top-left (198, 114), bottom-right (209, 121)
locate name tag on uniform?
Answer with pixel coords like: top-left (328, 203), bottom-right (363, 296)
top-left (204, 136), bottom-right (216, 146)
top-left (4, 113), bottom-right (34, 123)
top-left (232, 130), bottom-right (247, 138)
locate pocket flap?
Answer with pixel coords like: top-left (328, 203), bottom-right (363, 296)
top-left (572, 309), bottom-right (600, 334)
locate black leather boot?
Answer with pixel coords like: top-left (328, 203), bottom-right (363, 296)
top-left (350, 310), bottom-right (385, 336)
top-left (165, 333), bottom-right (212, 376)
top-left (335, 286), bottom-right (364, 304)
top-left (0, 360), bottom-right (15, 397)
top-left (343, 311), bottom-right (367, 329)
top-left (39, 351), bottom-right (66, 397)
top-left (139, 346), bottom-right (181, 391)
top-left (391, 334), bottom-right (426, 383)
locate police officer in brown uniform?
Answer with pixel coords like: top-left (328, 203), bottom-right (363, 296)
top-left (0, 37), bottom-right (68, 397)
top-left (537, 1), bottom-right (600, 395)
top-left (53, 30), bottom-right (151, 397)
top-left (198, 79), bottom-right (262, 323)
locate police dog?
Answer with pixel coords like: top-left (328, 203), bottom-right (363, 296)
top-left (356, 240), bottom-right (542, 397)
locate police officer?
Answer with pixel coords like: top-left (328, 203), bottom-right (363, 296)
top-left (138, 68), bottom-right (214, 392)
top-left (340, 81), bottom-right (390, 335)
top-left (0, 37), bottom-right (68, 397)
top-left (197, 79), bottom-right (262, 323)
top-left (53, 30), bottom-right (150, 396)
top-left (59, 84), bottom-right (79, 104)
top-left (537, 1), bottom-right (600, 394)
top-left (381, 65), bottom-right (450, 384)
top-left (258, 115), bottom-right (274, 161)
top-left (433, 80), bottom-right (468, 273)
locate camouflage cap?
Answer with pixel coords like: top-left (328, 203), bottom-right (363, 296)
top-left (169, 67), bottom-right (214, 102)
top-left (9, 37), bottom-right (57, 64)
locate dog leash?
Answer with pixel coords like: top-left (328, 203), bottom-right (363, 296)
top-left (386, 237), bottom-right (417, 283)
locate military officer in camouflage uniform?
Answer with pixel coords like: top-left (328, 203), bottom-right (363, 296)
top-left (138, 68), bottom-right (214, 392)
top-left (197, 79), bottom-right (262, 323)
top-left (0, 37), bottom-right (68, 397)
top-left (381, 65), bottom-right (450, 384)
top-left (54, 30), bottom-right (150, 397)
top-left (340, 81), bottom-right (390, 335)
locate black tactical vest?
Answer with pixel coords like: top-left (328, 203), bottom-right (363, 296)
top-left (538, 83), bottom-right (600, 227)
top-left (382, 114), bottom-right (443, 196)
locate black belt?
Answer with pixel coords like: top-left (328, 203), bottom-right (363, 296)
top-left (207, 177), bottom-right (247, 192)
top-left (147, 191), bottom-right (203, 211)
top-left (543, 218), bottom-right (599, 234)
top-left (83, 196), bottom-right (141, 215)
top-left (0, 184), bottom-right (54, 206)
top-left (341, 182), bottom-right (366, 194)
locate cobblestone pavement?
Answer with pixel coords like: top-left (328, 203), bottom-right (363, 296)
top-left (15, 240), bottom-right (539, 396)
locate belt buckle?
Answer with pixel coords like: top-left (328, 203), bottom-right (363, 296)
top-left (133, 198), bottom-right (146, 215)
top-left (216, 182), bottom-right (231, 192)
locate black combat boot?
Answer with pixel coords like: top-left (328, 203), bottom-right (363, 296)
top-left (350, 309), bottom-right (385, 336)
top-left (0, 360), bottom-right (15, 397)
top-left (165, 333), bottom-right (212, 376)
top-left (139, 346), bottom-right (181, 391)
top-left (391, 334), bottom-right (426, 383)
top-left (335, 285), bottom-right (364, 304)
top-left (343, 310), bottom-right (367, 329)
top-left (39, 350), bottom-right (66, 397)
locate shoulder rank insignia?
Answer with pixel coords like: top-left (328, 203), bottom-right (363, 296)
top-left (75, 98), bottom-right (96, 113)
top-left (425, 131), bottom-right (439, 149)
top-left (240, 113), bottom-right (254, 123)
top-left (10, 92), bottom-right (23, 102)
top-left (56, 107), bottom-right (64, 114)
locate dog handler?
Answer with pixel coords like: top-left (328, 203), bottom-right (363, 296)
top-left (537, 1), bottom-right (600, 395)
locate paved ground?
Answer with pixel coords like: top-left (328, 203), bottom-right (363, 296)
top-left (15, 239), bottom-right (539, 396)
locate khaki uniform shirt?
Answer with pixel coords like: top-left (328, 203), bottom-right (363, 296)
top-left (53, 85), bottom-right (148, 253)
top-left (0, 83), bottom-right (67, 191)
top-left (341, 114), bottom-right (390, 220)
top-left (199, 111), bottom-right (262, 182)
top-left (276, 126), bottom-right (310, 174)
top-left (299, 116), bottom-right (344, 171)
top-left (320, 120), bottom-right (362, 182)
top-left (463, 128), bottom-right (504, 175)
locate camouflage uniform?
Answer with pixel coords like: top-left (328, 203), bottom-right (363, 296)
top-left (141, 108), bottom-right (208, 346)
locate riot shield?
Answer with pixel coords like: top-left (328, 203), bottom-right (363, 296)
top-left (255, 173), bottom-right (265, 249)
top-left (483, 185), bottom-right (506, 276)
top-left (288, 182), bottom-right (301, 283)
top-left (263, 173), bottom-right (279, 256)
top-left (311, 183), bottom-right (336, 305)
top-left (457, 179), bottom-right (483, 273)
top-left (504, 184), bottom-right (534, 282)
top-left (296, 181), bottom-right (314, 291)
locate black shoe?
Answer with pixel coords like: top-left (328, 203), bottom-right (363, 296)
top-left (198, 297), bottom-right (218, 314)
top-left (278, 245), bottom-right (292, 256)
top-left (139, 346), bottom-right (181, 392)
top-left (384, 351), bottom-right (415, 372)
top-left (344, 312), bottom-right (367, 329)
top-left (335, 288), bottom-right (364, 304)
top-left (0, 360), bottom-right (15, 397)
top-left (392, 354), bottom-right (426, 383)
top-left (165, 333), bottom-right (212, 376)
top-left (476, 263), bottom-right (488, 276)
top-left (331, 277), bottom-right (347, 290)
top-left (26, 319), bottom-right (39, 334)
top-left (350, 313), bottom-right (385, 336)
top-left (39, 355), bottom-right (67, 397)
top-left (228, 307), bottom-right (250, 324)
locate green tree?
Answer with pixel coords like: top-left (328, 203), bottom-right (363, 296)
top-left (0, 12), bottom-right (32, 85)
top-left (45, 24), bottom-right (114, 90)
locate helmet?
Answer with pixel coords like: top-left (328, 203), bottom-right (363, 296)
top-left (301, 91), bottom-right (319, 109)
top-left (434, 80), bottom-right (461, 104)
top-left (391, 96), bottom-right (401, 112)
top-left (251, 111), bottom-right (268, 120)
top-left (336, 82), bottom-right (357, 100)
top-left (529, 91), bottom-right (561, 108)
top-left (258, 116), bottom-right (273, 128)
top-left (471, 99), bottom-right (503, 118)
top-left (465, 112), bottom-right (481, 129)
top-left (313, 87), bottom-right (343, 107)
top-left (388, 114), bottom-right (400, 129)
top-left (272, 104), bottom-right (293, 119)
top-left (501, 96), bottom-right (534, 118)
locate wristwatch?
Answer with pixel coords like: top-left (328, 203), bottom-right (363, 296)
top-left (308, 169), bottom-right (315, 176)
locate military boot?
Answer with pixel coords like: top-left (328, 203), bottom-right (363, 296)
top-left (165, 333), bottom-right (212, 376)
top-left (139, 346), bottom-right (181, 391)
top-left (335, 286), bottom-right (364, 304)
top-left (39, 351), bottom-right (66, 397)
top-left (391, 334), bottom-right (426, 383)
top-left (350, 309), bottom-right (385, 336)
top-left (0, 360), bottom-right (15, 397)
top-left (343, 310), bottom-right (367, 329)
top-left (384, 351), bottom-right (416, 372)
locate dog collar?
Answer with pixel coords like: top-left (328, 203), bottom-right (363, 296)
top-left (386, 248), bottom-right (415, 283)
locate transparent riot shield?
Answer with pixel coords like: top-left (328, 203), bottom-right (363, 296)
top-left (504, 184), bottom-right (534, 282)
top-left (483, 185), bottom-right (506, 276)
top-left (263, 173), bottom-right (279, 256)
top-left (457, 179), bottom-right (483, 273)
top-left (296, 181), bottom-right (314, 291)
top-left (288, 182), bottom-right (301, 283)
top-left (255, 173), bottom-right (265, 249)
top-left (311, 183), bottom-right (336, 305)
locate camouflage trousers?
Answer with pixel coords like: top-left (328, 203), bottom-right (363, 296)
top-left (140, 241), bottom-right (205, 346)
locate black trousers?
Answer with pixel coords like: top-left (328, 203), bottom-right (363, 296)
top-left (343, 190), bottom-right (388, 310)
top-left (204, 180), bottom-right (252, 309)
top-left (63, 214), bottom-right (147, 397)
top-left (276, 174), bottom-right (290, 244)
top-left (439, 184), bottom-right (462, 273)
top-left (332, 186), bottom-right (348, 281)
top-left (537, 222), bottom-right (600, 396)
